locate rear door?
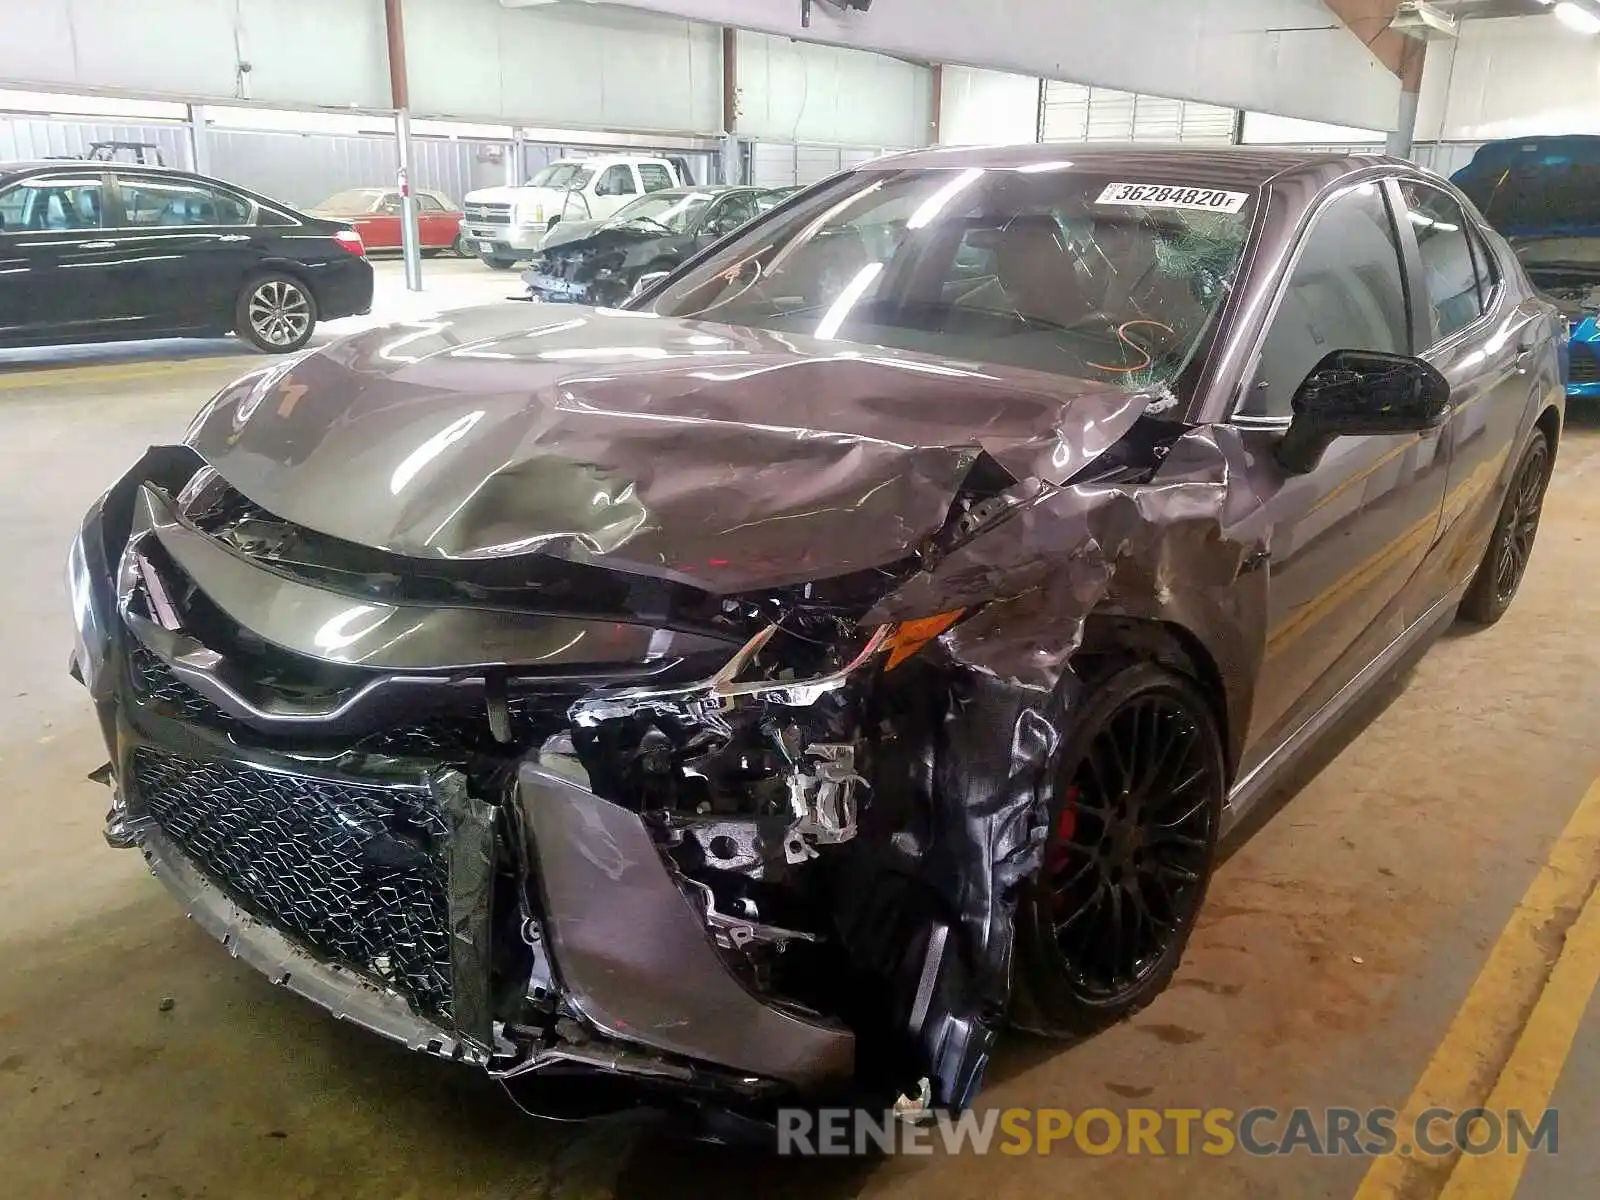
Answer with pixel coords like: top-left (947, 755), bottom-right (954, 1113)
top-left (0, 170), bottom-right (120, 342)
top-left (105, 173), bottom-right (260, 331)
top-left (1394, 178), bottom-right (1548, 595)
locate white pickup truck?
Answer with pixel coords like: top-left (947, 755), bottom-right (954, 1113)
top-left (462, 155), bottom-right (685, 270)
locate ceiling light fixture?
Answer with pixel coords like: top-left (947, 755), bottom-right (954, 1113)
top-left (1555, 1), bottom-right (1600, 34)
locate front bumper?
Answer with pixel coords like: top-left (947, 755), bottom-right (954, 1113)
top-left (465, 223), bottom-right (546, 254)
top-left (69, 466), bottom-right (854, 1103)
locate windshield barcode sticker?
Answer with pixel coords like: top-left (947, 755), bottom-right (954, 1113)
top-left (1095, 183), bottom-right (1249, 213)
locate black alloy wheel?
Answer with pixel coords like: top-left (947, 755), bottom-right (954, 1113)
top-left (1013, 663), bottom-right (1225, 1038)
top-left (1459, 428), bottom-right (1552, 626)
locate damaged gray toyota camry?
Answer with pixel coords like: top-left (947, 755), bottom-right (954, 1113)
top-left (68, 145), bottom-right (1563, 1131)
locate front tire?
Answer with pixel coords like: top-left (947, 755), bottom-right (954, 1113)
top-left (453, 231), bottom-right (472, 257)
top-left (1458, 428), bottom-right (1551, 626)
top-left (480, 253), bottom-right (517, 271)
top-left (235, 273), bottom-right (317, 353)
top-left (1012, 662), bottom-right (1225, 1039)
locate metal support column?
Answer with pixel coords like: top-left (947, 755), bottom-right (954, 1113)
top-left (395, 109), bottom-right (422, 290)
top-left (186, 105), bottom-right (210, 175)
top-left (385, 0), bottom-right (422, 291)
top-left (1386, 37), bottom-right (1427, 162)
top-left (929, 64), bottom-right (943, 146)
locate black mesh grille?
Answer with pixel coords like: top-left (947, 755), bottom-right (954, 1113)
top-left (134, 748), bottom-right (454, 1018)
top-left (129, 642), bottom-right (232, 726)
top-left (1571, 344), bottom-right (1600, 384)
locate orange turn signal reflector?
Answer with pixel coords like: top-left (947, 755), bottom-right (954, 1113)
top-left (884, 609), bottom-right (964, 671)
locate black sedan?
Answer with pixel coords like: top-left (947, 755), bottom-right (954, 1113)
top-left (523, 186), bottom-right (770, 306)
top-left (0, 162), bottom-right (374, 353)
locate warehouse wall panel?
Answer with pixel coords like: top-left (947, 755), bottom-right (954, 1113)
top-left (406, 0), bottom-right (721, 133)
top-left (1042, 83), bottom-right (1235, 145)
top-left (202, 129), bottom-right (501, 210)
top-left (591, 0), bottom-right (1404, 131)
top-left (736, 32), bottom-right (930, 149)
top-left (0, 0), bottom-right (390, 110)
top-left (1, 0), bottom-right (719, 134)
top-left (939, 67), bottom-right (1038, 146)
top-left (0, 117), bottom-right (191, 168)
top-left (1416, 17), bottom-right (1600, 143)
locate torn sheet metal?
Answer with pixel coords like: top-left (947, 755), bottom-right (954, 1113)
top-left (441, 773), bottom-right (498, 1054)
top-left (183, 305), bottom-right (1149, 592)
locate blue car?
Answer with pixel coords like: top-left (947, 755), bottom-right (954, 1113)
top-left (1455, 136), bottom-right (1600, 399)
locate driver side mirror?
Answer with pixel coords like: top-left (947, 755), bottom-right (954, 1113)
top-left (1276, 350), bottom-right (1451, 475)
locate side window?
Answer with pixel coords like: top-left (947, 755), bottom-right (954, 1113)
top-left (415, 193), bottom-right (445, 211)
top-left (0, 175), bottom-right (106, 232)
top-left (639, 164), bottom-right (675, 193)
top-left (1398, 181), bottom-right (1484, 340)
top-left (117, 177), bottom-right (251, 227)
top-left (1242, 184), bottom-right (1409, 420)
top-left (376, 192), bottom-right (402, 214)
top-left (597, 165), bottom-right (638, 197)
top-left (704, 192), bottom-right (758, 234)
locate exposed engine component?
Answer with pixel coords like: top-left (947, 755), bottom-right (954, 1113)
top-left (781, 742), bottom-right (866, 864)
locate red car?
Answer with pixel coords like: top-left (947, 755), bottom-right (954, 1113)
top-left (307, 187), bottom-right (468, 255)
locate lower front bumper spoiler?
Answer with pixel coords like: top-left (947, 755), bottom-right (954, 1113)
top-left (137, 824), bottom-right (488, 1065)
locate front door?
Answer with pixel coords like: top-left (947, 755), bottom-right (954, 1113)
top-left (1229, 178), bottom-right (1451, 777)
top-left (0, 170), bottom-right (120, 343)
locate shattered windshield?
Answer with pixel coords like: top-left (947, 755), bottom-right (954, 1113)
top-left (610, 192), bottom-right (714, 232)
top-left (646, 166), bottom-right (1256, 390)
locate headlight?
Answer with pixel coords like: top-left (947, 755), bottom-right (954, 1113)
top-left (66, 529), bottom-right (106, 695)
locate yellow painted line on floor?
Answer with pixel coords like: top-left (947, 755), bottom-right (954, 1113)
top-left (1436, 865), bottom-right (1600, 1199)
top-left (1352, 776), bottom-right (1600, 1200)
top-left (0, 356), bottom-right (251, 392)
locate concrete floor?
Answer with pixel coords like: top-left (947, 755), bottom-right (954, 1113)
top-left (3, 269), bottom-right (1598, 1197)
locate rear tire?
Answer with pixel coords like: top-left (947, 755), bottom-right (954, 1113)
top-left (1011, 662), bottom-right (1225, 1040)
top-left (1458, 428), bottom-right (1551, 626)
top-left (234, 273), bottom-right (317, 354)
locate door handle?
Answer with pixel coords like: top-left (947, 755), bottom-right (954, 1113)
top-left (1515, 349), bottom-right (1536, 375)
top-left (218, 234), bottom-right (250, 242)
top-left (80, 240), bottom-right (117, 250)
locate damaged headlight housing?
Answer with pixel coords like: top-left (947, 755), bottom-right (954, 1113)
top-left (66, 527), bottom-right (106, 695)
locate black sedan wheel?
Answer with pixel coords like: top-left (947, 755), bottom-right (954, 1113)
top-left (1459, 428), bottom-right (1551, 626)
top-left (235, 274), bottom-right (317, 353)
top-left (1012, 662), bottom-right (1225, 1038)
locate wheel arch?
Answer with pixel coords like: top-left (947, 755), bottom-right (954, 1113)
top-left (1078, 612), bottom-right (1242, 786)
top-left (1535, 404), bottom-right (1561, 456)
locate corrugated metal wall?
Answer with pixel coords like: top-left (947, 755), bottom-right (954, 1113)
top-left (1041, 82), bottom-right (1236, 145)
top-left (0, 116), bottom-right (191, 167)
top-left (1414, 143), bottom-right (1481, 180)
top-left (748, 143), bottom-right (896, 188)
top-left (203, 129), bottom-right (509, 209)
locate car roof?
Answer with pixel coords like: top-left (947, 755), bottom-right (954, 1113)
top-left (870, 143), bottom-right (1393, 188)
top-left (0, 159), bottom-right (197, 177)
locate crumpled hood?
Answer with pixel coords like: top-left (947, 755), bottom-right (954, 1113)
top-left (186, 305), bottom-right (1149, 593)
